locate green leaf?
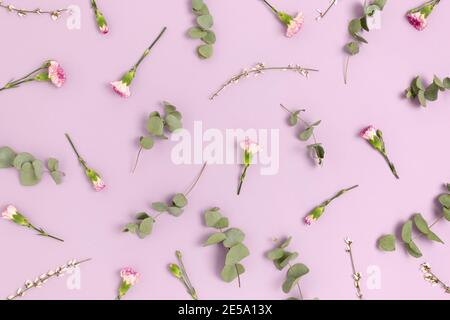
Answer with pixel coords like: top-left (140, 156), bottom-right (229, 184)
top-left (310, 120), bottom-right (321, 127)
top-left (197, 44), bottom-right (213, 59)
top-left (50, 171), bottom-right (62, 184)
top-left (192, 0), bottom-right (204, 11)
top-left (203, 232), bottom-right (226, 246)
top-left (372, 0), bottom-right (387, 10)
top-left (32, 159), bottom-right (44, 180)
top-left (168, 206), bottom-right (183, 217)
top-left (151, 202), bottom-right (168, 212)
top-left (274, 252), bottom-right (299, 270)
top-left (140, 136), bottom-right (154, 150)
top-left (406, 241), bottom-right (422, 258)
top-left (360, 17), bottom-right (369, 31)
top-left (124, 223), bottom-right (138, 233)
top-left (204, 208), bottom-right (222, 227)
top-left (443, 207), bottom-right (450, 221)
top-left (163, 102), bottom-right (176, 114)
top-left (438, 194), bottom-right (450, 208)
top-left (223, 228), bottom-right (245, 248)
top-left (287, 263), bottom-right (309, 279)
top-left (221, 263), bottom-right (245, 282)
top-left (188, 26), bottom-right (207, 39)
top-left (47, 158), bottom-right (59, 171)
top-left (401, 220), bottom-right (413, 243)
top-left (172, 193), bottom-right (188, 208)
top-left (289, 112), bottom-right (299, 126)
top-left (138, 217), bottom-right (153, 238)
top-left (418, 90), bottom-right (427, 107)
top-left (413, 213), bottom-right (431, 235)
top-left (282, 277), bottom-right (297, 294)
top-left (280, 237), bottom-right (292, 249)
top-left (299, 127), bottom-right (314, 141)
top-left (415, 76), bottom-right (425, 91)
top-left (13, 152), bottom-right (35, 170)
top-left (345, 42), bottom-right (360, 55)
top-left (424, 83), bottom-right (439, 101)
top-left (426, 231), bottom-right (444, 244)
top-left (168, 110), bottom-right (182, 121)
top-left (0, 147), bottom-right (17, 168)
top-left (147, 116), bottom-right (164, 136)
top-left (165, 114), bottom-right (182, 132)
top-left (201, 30), bottom-right (216, 44)
top-left (267, 248), bottom-right (284, 260)
top-left (352, 33), bottom-right (368, 44)
top-left (214, 217), bottom-right (229, 229)
top-left (443, 77), bottom-right (450, 89)
top-left (348, 18), bottom-right (362, 35)
top-left (365, 4), bottom-right (380, 16)
top-left (19, 162), bottom-right (39, 186)
top-left (136, 212), bottom-right (150, 220)
top-left (433, 75), bottom-right (445, 91)
top-left (225, 243), bottom-right (250, 265)
top-left (378, 234), bottom-right (396, 251)
top-left (197, 14), bottom-right (213, 29)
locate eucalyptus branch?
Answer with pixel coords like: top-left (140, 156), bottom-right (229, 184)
top-left (344, 237), bottom-right (363, 299)
top-left (210, 63), bottom-right (318, 100)
top-left (6, 258), bottom-right (91, 300)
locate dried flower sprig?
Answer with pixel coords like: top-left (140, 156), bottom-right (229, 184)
top-left (203, 207), bottom-right (249, 287)
top-left (2, 205), bottom-right (63, 242)
top-left (169, 250), bottom-right (198, 300)
top-left (316, 0), bottom-right (338, 21)
top-left (360, 126), bottom-right (399, 179)
top-left (267, 237), bottom-right (310, 300)
top-left (0, 146), bottom-right (64, 186)
top-left (111, 27), bottom-right (167, 98)
top-left (210, 63), bottom-right (318, 100)
top-left (0, 60), bottom-right (65, 92)
top-left (261, 0), bottom-right (304, 37)
top-left (90, 0), bottom-right (108, 34)
top-left (420, 263), bottom-right (450, 293)
top-left (117, 267), bottom-right (139, 300)
top-left (344, 237), bottom-right (363, 299)
top-left (405, 75), bottom-right (450, 107)
top-left (132, 101), bottom-right (183, 173)
top-left (6, 258), bottom-right (91, 300)
top-left (124, 163), bottom-right (208, 238)
top-left (188, 0), bottom-right (215, 59)
top-left (0, 1), bottom-right (68, 20)
top-left (344, 0), bottom-right (387, 84)
top-left (237, 137), bottom-right (262, 195)
top-left (304, 185), bottom-right (359, 225)
top-left (65, 133), bottom-right (106, 192)
top-left (280, 104), bottom-right (325, 165)
top-left (406, 0), bottom-right (440, 31)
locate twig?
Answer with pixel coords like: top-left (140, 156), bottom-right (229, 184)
top-left (344, 237), bottom-right (363, 299)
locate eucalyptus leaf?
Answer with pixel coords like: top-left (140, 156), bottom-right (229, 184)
top-left (124, 223), bottom-right (138, 234)
top-left (406, 241), bottom-right (422, 258)
top-left (280, 237), bottom-right (292, 249)
top-left (47, 158), bottom-right (59, 171)
top-left (418, 90), bottom-right (427, 107)
top-left (426, 231), bottom-right (444, 244)
top-left (267, 248), bottom-right (284, 260)
top-left (168, 206), bottom-right (183, 217)
top-left (433, 75), bottom-right (445, 90)
top-left (348, 18), bottom-right (362, 35)
top-left (443, 207), bottom-right (450, 221)
top-left (378, 234), bottom-right (396, 251)
top-left (438, 194), bottom-right (450, 208)
top-left (415, 76), bottom-right (425, 91)
top-left (225, 243), bottom-right (249, 265)
top-left (424, 83), bottom-right (439, 101)
top-left (214, 217), bottom-right (229, 229)
top-left (192, 0), bottom-right (204, 11)
top-left (443, 77), bottom-right (450, 89)
top-left (147, 116), bottom-right (164, 136)
top-left (204, 208), bottom-right (222, 227)
top-left (372, 0), bottom-right (387, 10)
top-left (275, 252), bottom-right (299, 270)
top-left (50, 171), bottom-right (62, 184)
top-left (223, 228), bottom-right (245, 248)
top-left (151, 202), bottom-right (168, 212)
top-left (188, 27), bottom-right (207, 39)
top-left (165, 114), bottom-right (182, 132)
top-left (13, 152), bottom-right (35, 170)
top-left (198, 44), bottom-right (213, 59)
top-left (204, 232), bottom-right (226, 246)
top-left (413, 213), bottom-right (431, 235)
top-left (401, 220), bottom-right (413, 244)
top-left (172, 193), bottom-right (188, 208)
top-left (140, 136), bottom-right (154, 150)
top-left (197, 14), bottom-right (213, 29)
top-left (0, 147), bottom-right (17, 168)
top-left (32, 160), bottom-right (44, 180)
top-left (287, 263), bottom-right (309, 279)
top-left (202, 30), bottom-right (216, 44)
top-left (136, 212), bottom-right (150, 220)
top-left (345, 42), bottom-right (360, 55)
top-left (19, 162), bottom-right (39, 186)
top-left (299, 127), bottom-right (314, 141)
top-left (138, 217), bottom-right (153, 238)
top-left (221, 263), bottom-right (245, 282)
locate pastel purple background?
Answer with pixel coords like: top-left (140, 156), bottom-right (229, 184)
top-left (0, 0), bottom-right (449, 300)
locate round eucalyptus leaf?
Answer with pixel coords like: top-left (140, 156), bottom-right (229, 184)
top-left (401, 220), bottom-right (413, 244)
top-left (197, 44), bottom-right (213, 59)
top-left (0, 146), bottom-right (17, 168)
top-left (50, 171), bottom-right (63, 185)
top-left (140, 136), bottom-right (154, 150)
top-left (197, 14), bottom-right (213, 29)
top-left (168, 206), bottom-right (183, 217)
top-left (438, 194), bottom-right (450, 208)
top-left (221, 263), bottom-right (245, 282)
top-left (13, 152), bottom-right (35, 170)
top-left (203, 232), bottom-right (226, 246)
top-left (147, 116), bottom-right (164, 136)
top-left (223, 228), bottom-right (245, 248)
top-left (138, 217), bottom-right (153, 238)
top-left (188, 27), bottom-right (207, 39)
top-left (225, 243), bottom-right (249, 265)
top-left (172, 193), bottom-right (188, 208)
top-left (202, 30), bottom-right (216, 44)
top-left (47, 158), bottom-right (59, 172)
top-left (19, 162), bottom-right (39, 186)
top-left (165, 114), bottom-right (182, 132)
top-left (32, 159), bottom-right (44, 180)
top-left (377, 234), bottom-right (396, 251)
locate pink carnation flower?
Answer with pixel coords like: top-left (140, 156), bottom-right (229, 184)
top-left (406, 12), bottom-right (427, 31)
top-left (120, 267), bottom-right (139, 286)
top-left (360, 125), bottom-right (377, 141)
top-left (48, 61), bottom-right (66, 88)
top-left (304, 215), bottom-right (314, 225)
top-left (100, 24), bottom-right (109, 34)
top-left (240, 138), bottom-right (262, 155)
top-left (1, 205), bottom-right (17, 220)
top-left (286, 12), bottom-right (304, 37)
top-left (92, 176), bottom-right (106, 192)
top-left (111, 80), bottom-right (131, 98)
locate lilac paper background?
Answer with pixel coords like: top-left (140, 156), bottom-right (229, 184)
top-left (0, 0), bottom-right (449, 300)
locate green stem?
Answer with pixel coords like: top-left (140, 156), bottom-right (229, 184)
top-left (323, 185), bottom-right (359, 206)
top-left (29, 224), bottom-right (64, 242)
top-left (90, 0), bottom-right (98, 11)
top-left (262, 0), bottom-right (278, 14)
top-left (132, 147), bottom-right (143, 173)
top-left (65, 133), bottom-right (88, 170)
top-left (133, 27), bottom-right (167, 71)
top-left (380, 152), bottom-right (399, 179)
top-left (184, 162), bottom-right (208, 196)
top-left (237, 164), bottom-right (249, 195)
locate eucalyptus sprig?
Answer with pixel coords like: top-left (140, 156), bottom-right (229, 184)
top-left (188, 0), bottom-right (215, 59)
top-left (378, 184), bottom-right (450, 258)
top-left (266, 237), bottom-right (310, 300)
top-left (203, 207), bottom-right (249, 287)
top-left (124, 163), bottom-right (208, 238)
top-left (168, 250), bottom-right (198, 300)
top-left (132, 101), bottom-right (183, 173)
top-left (405, 75), bottom-right (450, 107)
top-left (280, 104), bottom-right (325, 165)
top-left (344, 0), bottom-right (387, 84)
top-left (0, 146), bottom-right (64, 186)
top-left (304, 185), bottom-right (359, 225)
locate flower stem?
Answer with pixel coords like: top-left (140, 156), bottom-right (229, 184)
top-left (132, 147), bottom-right (143, 173)
top-left (133, 27), bottom-right (167, 70)
top-left (30, 224), bottom-right (64, 242)
top-left (184, 162), bottom-right (208, 196)
top-left (381, 152), bottom-right (399, 179)
top-left (65, 133), bottom-right (88, 169)
top-left (176, 250), bottom-right (198, 300)
top-left (262, 0), bottom-right (278, 13)
top-left (324, 185), bottom-right (359, 206)
top-left (237, 164), bottom-right (249, 195)
top-left (344, 56), bottom-right (351, 85)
